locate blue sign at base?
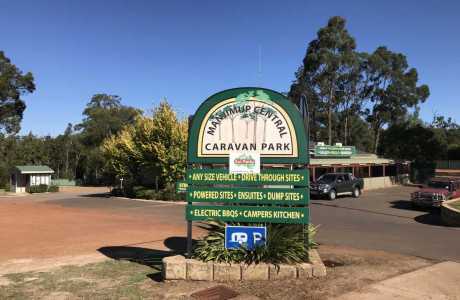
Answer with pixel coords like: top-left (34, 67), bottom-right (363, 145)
top-left (225, 225), bottom-right (267, 250)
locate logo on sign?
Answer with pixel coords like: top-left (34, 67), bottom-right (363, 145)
top-left (229, 151), bottom-right (260, 174)
top-left (225, 225), bottom-right (266, 250)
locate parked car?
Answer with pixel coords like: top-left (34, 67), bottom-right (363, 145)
top-left (411, 177), bottom-right (460, 208)
top-left (310, 173), bottom-right (364, 200)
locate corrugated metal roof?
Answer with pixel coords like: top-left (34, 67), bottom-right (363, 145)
top-left (15, 165), bottom-right (54, 174)
top-left (310, 154), bottom-right (395, 166)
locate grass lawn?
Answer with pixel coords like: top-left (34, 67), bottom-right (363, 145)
top-left (449, 200), bottom-right (460, 210)
top-left (0, 260), bottom-right (158, 299)
top-left (0, 246), bottom-right (434, 300)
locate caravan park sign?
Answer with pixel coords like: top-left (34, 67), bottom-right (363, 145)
top-left (184, 88), bottom-right (309, 254)
top-left (187, 88), bottom-right (308, 164)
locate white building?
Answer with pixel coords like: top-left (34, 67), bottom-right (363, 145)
top-left (10, 165), bottom-right (54, 193)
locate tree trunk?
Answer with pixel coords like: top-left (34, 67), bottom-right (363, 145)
top-left (328, 82), bottom-right (335, 145)
top-left (253, 117), bottom-right (258, 144)
top-left (328, 104), bottom-right (332, 145)
top-left (373, 125), bottom-right (381, 154)
top-left (65, 148), bottom-right (69, 179)
top-left (263, 120), bottom-right (267, 142)
top-left (344, 114), bottom-right (348, 145)
top-left (231, 118), bottom-right (235, 142)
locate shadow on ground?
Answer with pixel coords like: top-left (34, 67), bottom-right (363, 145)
top-left (414, 213), bottom-right (444, 226)
top-left (389, 200), bottom-right (446, 226)
top-left (389, 200), bottom-right (435, 212)
top-left (98, 236), bottom-right (197, 282)
top-left (80, 193), bottom-right (111, 198)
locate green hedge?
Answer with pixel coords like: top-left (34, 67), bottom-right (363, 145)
top-left (27, 184), bottom-right (59, 193)
top-left (27, 184), bottom-right (49, 193)
top-left (113, 184), bottom-right (185, 201)
top-left (48, 185), bottom-right (59, 192)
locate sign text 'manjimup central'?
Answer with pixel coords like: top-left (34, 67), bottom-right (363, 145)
top-left (186, 169), bottom-right (308, 186)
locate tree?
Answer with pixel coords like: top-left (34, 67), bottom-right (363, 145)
top-left (102, 100), bottom-right (188, 188)
top-left (76, 94), bottom-right (141, 146)
top-left (363, 47), bottom-right (430, 152)
top-left (291, 16), bottom-right (357, 145)
top-left (380, 122), bottom-right (446, 182)
top-left (75, 94), bottom-right (141, 184)
top-left (336, 52), bottom-right (368, 145)
top-left (0, 51), bottom-right (35, 134)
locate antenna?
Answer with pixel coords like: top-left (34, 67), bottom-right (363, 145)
top-left (258, 45), bottom-right (262, 86)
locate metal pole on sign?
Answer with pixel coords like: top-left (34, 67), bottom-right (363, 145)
top-left (186, 166), bottom-right (193, 258)
top-left (187, 220), bottom-right (192, 258)
top-left (300, 93), bottom-right (310, 256)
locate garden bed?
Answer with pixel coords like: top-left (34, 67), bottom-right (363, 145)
top-left (442, 199), bottom-right (460, 227)
top-left (162, 249), bottom-right (326, 281)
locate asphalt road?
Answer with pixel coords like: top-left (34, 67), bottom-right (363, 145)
top-left (40, 186), bottom-right (460, 262)
top-left (310, 186), bottom-right (460, 262)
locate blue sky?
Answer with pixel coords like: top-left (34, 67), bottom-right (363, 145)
top-left (1, 0), bottom-right (459, 136)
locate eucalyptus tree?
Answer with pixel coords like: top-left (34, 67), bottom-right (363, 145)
top-left (362, 47), bottom-right (430, 153)
top-left (0, 51), bottom-right (35, 134)
top-left (293, 16), bottom-right (357, 145)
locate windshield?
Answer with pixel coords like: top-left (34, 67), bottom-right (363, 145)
top-left (428, 181), bottom-right (450, 190)
top-left (317, 174), bottom-right (336, 183)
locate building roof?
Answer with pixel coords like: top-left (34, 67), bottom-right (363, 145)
top-left (310, 154), bottom-right (396, 166)
top-left (15, 165), bottom-right (54, 174)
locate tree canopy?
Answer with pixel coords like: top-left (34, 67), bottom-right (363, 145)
top-left (290, 16), bottom-right (429, 153)
top-left (0, 51), bottom-right (35, 134)
top-left (102, 100), bottom-right (188, 188)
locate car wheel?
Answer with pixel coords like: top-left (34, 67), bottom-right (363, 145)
top-left (352, 187), bottom-right (361, 198)
top-left (328, 189), bottom-right (336, 200)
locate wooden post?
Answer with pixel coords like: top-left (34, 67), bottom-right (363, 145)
top-left (312, 166), bottom-right (316, 181)
top-left (368, 165), bottom-right (372, 177)
top-left (187, 220), bottom-right (192, 258)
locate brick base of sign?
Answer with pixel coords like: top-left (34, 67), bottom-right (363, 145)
top-left (162, 249), bottom-right (326, 281)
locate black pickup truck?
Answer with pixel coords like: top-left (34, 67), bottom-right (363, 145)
top-left (310, 173), bottom-right (364, 200)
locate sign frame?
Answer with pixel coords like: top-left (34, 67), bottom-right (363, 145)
top-left (187, 87), bottom-right (309, 164)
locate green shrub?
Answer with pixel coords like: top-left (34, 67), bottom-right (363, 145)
top-left (132, 186), bottom-right (157, 199)
top-left (27, 184), bottom-right (49, 193)
top-left (159, 183), bottom-right (185, 201)
top-left (48, 185), bottom-right (59, 192)
top-left (193, 220), bottom-right (317, 265)
top-left (111, 187), bottom-right (123, 196)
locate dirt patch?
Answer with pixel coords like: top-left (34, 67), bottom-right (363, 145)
top-left (0, 198), bottom-right (187, 262)
top-left (225, 245), bottom-right (434, 300)
top-left (0, 245), bottom-right (434, 299)
top-left (0, 253), bottom-right (108, 276)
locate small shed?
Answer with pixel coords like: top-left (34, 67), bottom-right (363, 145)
top-left (10, 165), bottom-right (54, 193)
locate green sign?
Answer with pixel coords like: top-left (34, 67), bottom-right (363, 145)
top-left (314, 145), bottom-right (356, 157)
top-left (187, 88), bottom-right (309, 164)
top-left (186, 169), bottom-right (308, 186)
top-left (175, 180), bottom-right (188, 193)
top-left (186, 205), bottom-right (308, 224)
top-left (187, 186), bottom-right (308, 205)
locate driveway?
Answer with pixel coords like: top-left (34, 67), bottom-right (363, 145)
top-left (0, 186), bottom-right (459, 262)
top-left (311, 186), bottom-right (460, 262)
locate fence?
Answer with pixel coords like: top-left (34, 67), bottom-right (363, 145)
top-left (436, 160), bottom-right (460, 169)
top-left (51, 179), bottom-right (76, 186)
